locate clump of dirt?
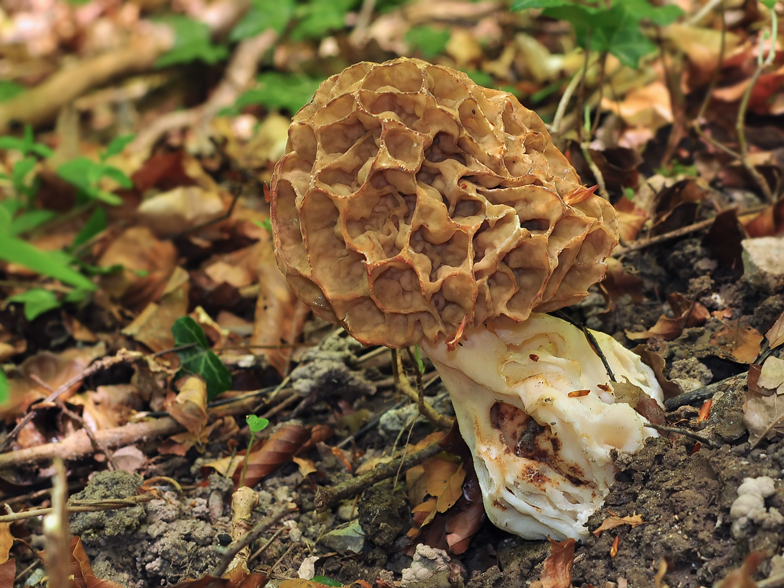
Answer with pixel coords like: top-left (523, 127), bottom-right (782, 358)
top-left (69, 471), bottom-right (234, 587)
top-left (572, 435), bottom-right (784, 588)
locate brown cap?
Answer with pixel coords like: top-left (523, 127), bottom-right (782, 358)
top-left (270, 57), bottom-right (618, 348)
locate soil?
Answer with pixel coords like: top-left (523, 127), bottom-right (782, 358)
top-left (20, 231), bottom-right (775, 588)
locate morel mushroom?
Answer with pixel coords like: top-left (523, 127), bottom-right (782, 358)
top-left (270, 57), bottom-right (663, 540)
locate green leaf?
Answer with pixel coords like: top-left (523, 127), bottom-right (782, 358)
top-left (406, 26), bottom-right (451, 59)
top-left (0, 371), bottom-right (8, 406)
top-left (11, 157), bottom-right (36, 189)
top-left (72, 207), bottom-right (108, 248)
top-left (0, 136), bottom-right (26, 151)
top-left (762, 0), bottom-right (776, 8)
top-left (0, 235), bottom-right (96, 290)
top-left (0, 81), bottom-right (24, 103)
top-left (234, 72), bottom-right (324, 114)
top-left (172, 316), bottom-right (233, 400)
top-left (512, 0), bottom-right (594, 10)
top-left (103, 135), bottom-right (135, 159)
top-left (8, 288), bottom-right (62, 321)
top-left (246, 415), bottom-right (270, 433)
top-left (101, 166), bottom-right (134, 189)
top-left (0, 202), bottom-right (15, 231)
top-left (620, 0), bottom-right (683, 26)
top-left (155, 16), bottom-right (229, 67)
top-left (464, 70), bottom-right (494, 88)
top-left (230, 0), bottom-right (295, 40)
top-left (56, 158), bottom-right (124, 205)
top-left (291, 0), bottom-right (356, 40)
top-left (9, 209), bottom-right (58, 236)
top-left (312, 577), bottom-right (342, 588)
top-left (412, 345), bottom-right (424, 373)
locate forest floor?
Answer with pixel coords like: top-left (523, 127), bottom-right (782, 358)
top-left (1, 0), bottom-right (784, 587)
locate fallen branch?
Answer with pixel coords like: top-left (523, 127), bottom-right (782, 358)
top-left (644, 423), bottom-right (719, 447)
top-left (130, 28), bottom-right (279, 157)
top-left (314, 439), bottom-right (444, 511)
top-left (0, 386), bottom-right (260, 470)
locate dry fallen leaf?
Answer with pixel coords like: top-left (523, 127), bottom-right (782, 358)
top-left (626, 294), bottom-right (709, 341)
top-left (714, 552), bottom-right (764, 588)
top-left (538, 537), bottom-right (576, 588)
top-left (711, 324), bottom-right (763, 364)
top-left (766, 311), bottom-right (784, 350)
top-left (165, 376), bottom-right (208, 436)
top-left (0, 524), bottom-right (12, 564)
top-left (592, 513), bottom-right (644, 537)
top-left (233, 424), bottom-right (311, 488)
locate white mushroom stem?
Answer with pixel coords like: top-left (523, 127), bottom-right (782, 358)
top-left (421, 314), bottom-right (663, 541)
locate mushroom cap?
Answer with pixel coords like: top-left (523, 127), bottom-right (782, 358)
top-left (270, 57), bottom-right (618, 348)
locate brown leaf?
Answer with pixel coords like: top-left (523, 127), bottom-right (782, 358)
top-left (702, 210), bottom-right (744, 272)
top-left (710, 324), bottom-right (763, 364)
top-left (121, 267), bottom-right (190, 353)
top-left (251, 239), bottom-right (310, 376)
top-left (0, 524), bottom-right (11, 564)
top-left (540, 537), bottom-right (576, 588)
top-left (1, 343), bottom-right (106, 421)
top-left (651, 180), bottom-right (708, 236)
top-left (70, 536), bottom-right (126, 587)
top-left (626, 295), bottom-right (709, 341)
top-left (633, 346), bottom-right (683, 400)
top-left (292, 457), bottom-right (318, 478)
top-left (171, 570), bottom-right (268, 588)
top-left (742, 199), bottom-right (784, 238)
top-left (766, 311), bottom-right (784, 350)
top-left (600, 258), bottom-right (644, 312)
top-left (743, 374), bottom-right (784, 446)
top-left (635, 396), bottom-right (665, 426)
top-left (97, 226), bottom-right (178, 311)
top-left (592, 513), bottom-right (644, 537)
top-left (444, 494), bottom-right (485, 554)
top-left (0, 559), bottom-right (15, 587)
top-left (233, 424), bottom-right (310, 488)
top-left (165, 376), bottom-right (208, 436)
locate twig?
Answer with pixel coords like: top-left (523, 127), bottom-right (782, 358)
top-left (551, 54), bottom-right (600, 137)
top-left (42, 458), bottom-right (70, 588)
top-left (1, 349), bottom-right (146, 452)
top-left (58, 401), bottom-right (119, 472)
top-left (211, 502), bottom-right (297, 578)
top-left (736, 7), bottom-right (777, 203)
top-left (0, 383), bottom-right (261, 469)
top-left (394, 352), bottom-right (453, 430)
top-left (248, 527), bottom-right (285, 565)
top-left (644, 423), bottom-right (719, 448)
top-left (664, 373), bottom-right (747, 411)
top-left (314, 439), bottom-right (444, 511)
top-left (129, 29), bottom-right (278, 157)
top-left (0, 493), bottom-right (155, 524)
top-left (612, 205), bottom-right (767, 257)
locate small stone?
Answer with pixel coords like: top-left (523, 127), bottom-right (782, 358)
top-left (742, 237), bottom-right (784, 294)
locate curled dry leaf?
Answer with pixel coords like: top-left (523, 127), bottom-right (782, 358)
top-left (164, 376), bottom-right (208, 436)
top-left (68, 536), bottom-right (126, 588)
top-left (592, 513), bottom-right (644, 537)
top-left (0, 559), bottom-right (14, 586)
top-left (714, 551), bottom-right (764, 588)
top-left (233, 424), bottom-right (311, 488)
top-left (0, 523), bottom-right (12, 563)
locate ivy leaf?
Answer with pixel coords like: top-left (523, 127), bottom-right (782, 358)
top-left (233, 72), bottom-right (323, 114)
top-left (230, 0), bottom-right (295, 40)
top-left (172, 316), bottom-right (232, 400)
top-left (155, 16), bottom-right (229, 68)
top-left (7, 288), bottom-right (61, 321)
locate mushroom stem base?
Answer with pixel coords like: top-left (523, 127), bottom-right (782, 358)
top-left (422, 314), bottom-right (663, 540)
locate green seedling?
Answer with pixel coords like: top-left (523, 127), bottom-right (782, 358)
top-left (154, 16), bottom-right (229, 68)
top-left (0, 372), bottom-right (8, 406)
top-left (239, 415), bottom-right (270, 488)
top-left (231, 72), bottom-right (324, 115)
top-left (56, 135), bottom-right (135, 206)
top-left (406, 26), bottom-right (451, 59)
